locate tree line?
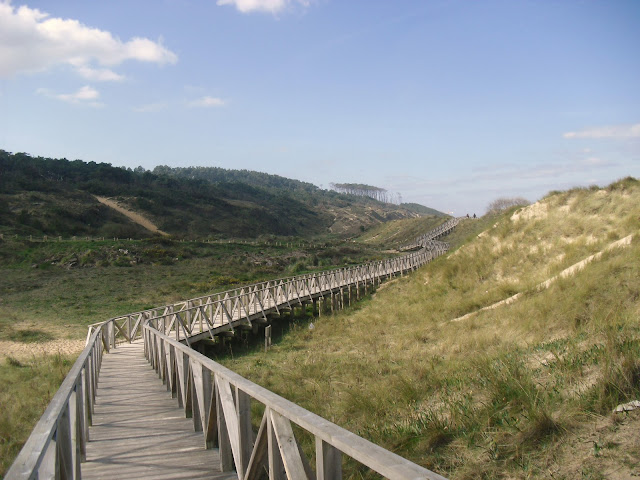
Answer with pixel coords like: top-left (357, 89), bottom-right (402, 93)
top-left (329, 183), bottom-right (402, 204)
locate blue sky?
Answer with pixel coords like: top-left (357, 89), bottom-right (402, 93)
top-left (1, 0), bottom-right (639, 214)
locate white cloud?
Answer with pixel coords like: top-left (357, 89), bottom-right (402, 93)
top-left (563, 123), bottom-right (640, 139)
top-left (133, 102), bottom-right (168, 113)
top-left (76, 66), bottom-right (124, 82)
top-left (188, 96), bottom-right (226, 108)
top-left (216, 0), bottom-right (310, 14)
top-left (37, 85), bottom-right (104, 107)
top-left (0, 2), bottom-right (177, 80)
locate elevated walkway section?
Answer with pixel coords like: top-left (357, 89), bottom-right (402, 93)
top-left (82, 341), bottom-right (234, 480)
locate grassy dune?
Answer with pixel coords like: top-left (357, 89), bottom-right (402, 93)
top-left (356, 215), bottom-right (450, 248)
top-left (2, 178), bottom-right (637, 478)
top-left (220, 178), bottom-right (640, 479)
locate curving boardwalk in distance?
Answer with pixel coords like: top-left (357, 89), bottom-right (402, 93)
top-left (7, 219), bottom-right (459, 480)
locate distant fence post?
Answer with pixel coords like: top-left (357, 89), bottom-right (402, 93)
top-left (265, 325), bottom-right (272, 352)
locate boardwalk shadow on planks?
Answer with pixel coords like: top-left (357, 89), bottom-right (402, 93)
top-left (82, 342), bottom-right (236, 480)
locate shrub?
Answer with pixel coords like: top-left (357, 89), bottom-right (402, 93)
top-left (486, 197), bottom-right (530, 215)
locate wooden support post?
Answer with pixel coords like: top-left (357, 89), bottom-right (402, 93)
top-left (265, 325), bottom-right (272, 353)
top-left (316, 438), bottom-right (342, 480)
top-left (56, 403), bottom-right (73, 480)
top-left (267, 408), bottom-right (286, 480)
top-left (236, 388), bottom-right (252, 474)
top-left (216, 385), bottom-right (234, 472)
top-left (75, 377), bottom-right (87, 463)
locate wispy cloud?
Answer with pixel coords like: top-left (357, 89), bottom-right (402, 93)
top-left (187, 96), bottom-right (226, 108)
top-left (133, 102), bottom-right (168, 113)
top-left (563, 123), bottom-right (640, 139)
top-left (75, 66), bottom-right (125, 82)
top-left (216, 0), bottom-right (310, 14)
top-left (37, 85), bottom-right (104, 107)
top-left (0, 2), bottom-right (177, 80)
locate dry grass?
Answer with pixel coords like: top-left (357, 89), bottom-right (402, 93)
top-left (0, 353), bottom-right (75, 475)
top-left (220, 177), bottom-right (640, 479)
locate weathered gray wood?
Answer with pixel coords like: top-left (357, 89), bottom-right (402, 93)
top-left (57, 402), bottom-right (73, 479)
top-left (316, 438), bottom-right (341, 480)
top-left (217, 376), bottom-right (243, 476)
top-left (11, 219), bottom-right (457, 480)
top-left (244, 411), bottom-right (268, 480)
top-left (147, 327), bottom-right (449, 480)
top-left (270, 410), bottom-right (308, 480)
top-left (267, 408), bottom-right (286, 480)
top-left (4, 328), bottom-right (103, 480)
top-left (236, 388), bottom-right (253, 475)
top-left (81, 342), bottom-right (234, 480)
top-left (202, 368), bottom-right (218, 449)
top-left (216, 379), bottom-right (234, 472)
top-left (191, 359), bottom-right (203, 433)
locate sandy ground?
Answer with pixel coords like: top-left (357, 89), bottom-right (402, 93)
top-left (94, 196), bottom-right (168, 236)
top-left (1, 338), bottom-right (86, 361)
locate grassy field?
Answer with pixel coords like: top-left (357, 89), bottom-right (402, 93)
top-left (217, 178), bottom-right (640, 479)
top-left (0, 235), bottom-right (394, 475)
top-left (356, 215), bottom-right (448, 248)
top-left (2, 178), bottom-right (638, 478)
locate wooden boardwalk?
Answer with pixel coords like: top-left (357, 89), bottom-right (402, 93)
top-left (8, 220), bottom-right (459, 480)
top-left (82, 341), bottom-right (234, 480)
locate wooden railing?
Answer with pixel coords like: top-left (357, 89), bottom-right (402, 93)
top-left (400, 218), bottom-right (460, 251)
top-left (92, 242), bottom-right (449, 346)
top-left (144, 324), bottom-right (447, 480)
top-left (5, 326), bottom-right (105, 479)
top-left (7, 221), bottom-right (456, 479)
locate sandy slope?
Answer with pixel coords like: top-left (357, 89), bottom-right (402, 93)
top-left (94, 196), bottom-right (168, 236)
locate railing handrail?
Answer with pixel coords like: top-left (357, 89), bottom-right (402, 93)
top-left (144, 324), bottom-right (447, 480)
top-left (89, 247), bottom-right (439, 328)
top-left (144, 246), bottom-right (448, 341)
top-left (8, 220), bottom-right (457, 479)
top-left (400, 217), bottom-right (460, 251)
top-left (5, 326), bottom-right (105, 479)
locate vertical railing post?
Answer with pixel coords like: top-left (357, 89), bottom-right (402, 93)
top-left (236, 388), bottom-right (252, 475)
top-left (316, 438), bottom-right (342, 480)
top-left (267, 408), bottom-right (286, 480)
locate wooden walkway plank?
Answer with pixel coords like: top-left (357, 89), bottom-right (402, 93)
top-left (82, 341), bottom-right (235, 480)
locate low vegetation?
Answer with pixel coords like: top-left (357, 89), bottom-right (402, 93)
top-left (0, 353), bottom-right (75, 475)
top-left (1, 150), bottom-right (435, 239)
top-left (2, 176), bottom-right (638, 478)
top-left (356, 215), bottom-right (449, 248)
top-left (217, 178), bottom-right (640, 479)
top-left (0, 235), bottom-right (398, 476)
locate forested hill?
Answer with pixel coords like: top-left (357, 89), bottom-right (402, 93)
top-left (153, 165), bottom-right (320, 198)
top-left (0, 150), bottom-right (441, 239)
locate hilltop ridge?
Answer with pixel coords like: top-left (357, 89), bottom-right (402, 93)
top-left (0, 150), bottom-right (443, 239)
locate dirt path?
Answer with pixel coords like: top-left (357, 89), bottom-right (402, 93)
top-left (450, 234), bottom-right (634, 323)
top-left (94, 196), bottom-right (168, 236)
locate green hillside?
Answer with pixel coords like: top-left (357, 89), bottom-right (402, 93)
top-left (0, 150), bottom-right (433, 239)
top-left (401, 202), bottom-right (447, 217)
